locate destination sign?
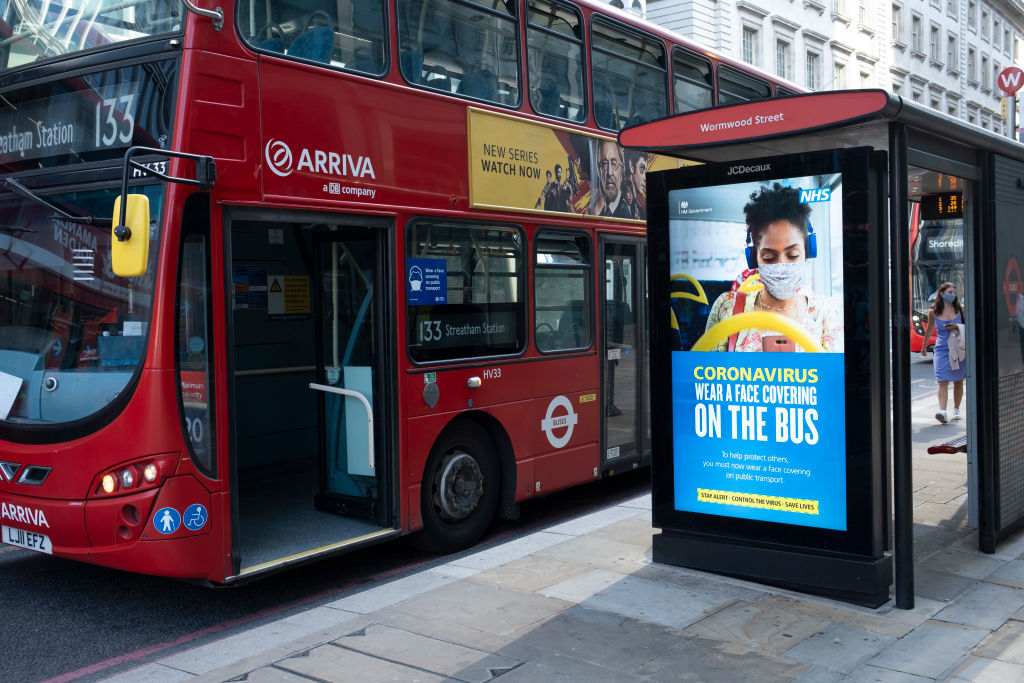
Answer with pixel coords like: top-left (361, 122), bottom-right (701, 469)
top-left (410, 310), bottom-right (519, 351)
top-left (0, 60), bottom-right (177, 170)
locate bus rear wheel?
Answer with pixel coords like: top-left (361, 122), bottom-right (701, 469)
top-left (419, 422), bottom-right (499, 553)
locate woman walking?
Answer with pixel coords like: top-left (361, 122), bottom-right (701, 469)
top-left (920, 283), bottom-right (966, 423)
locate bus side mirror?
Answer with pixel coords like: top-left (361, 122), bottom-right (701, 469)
top-left (111, 194), bottom-right (150, 277)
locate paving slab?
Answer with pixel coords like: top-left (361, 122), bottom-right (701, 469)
top-left (102, 663), bottom-right (195, 683)
top-left (910, 565), bottom-right (977, 603)
top-left (923, 547), bottom-right (1005, 579)
top-left (157, 607), bottom-right (361, 675)
top-left (220, 668), bottom-right (310, 682)
top-left (492, 654), bottom-right (644, 682)
top-left (783, 623), bottom-right (897, 674)
top-left (971, 618), bottom-right (1024, 664)
top-left (947, 655), bottom-right (1024, 681)
top-left (445, 531), bottom-right (572, 572)
top-left (931, 581), bottom-right (1024, 629)
top-left (383, 578), bottom-right (572, 637)
top-left (469, 554), bottom-right (591, 593)
top-left (589, 517), bottom-right (657, 547)
top-left (544, 503), bottom-right (647, 537)
top-left (680, 598), bottom-right (830, 655)
top-left (532, 532), bottom-right (655, 575)
top-left (985, 559), bottom-right (1024, 589)
top-left (635, 634), bottom-right (810, 681)
top-left (839, 665), bottom-right (932, 682)
top-left (496, 605), bottom-right (683, 673)
top-left (539, 568), bottom-right (744, 630)
top-left (867, 620), bottom-right (989, 678)
top-left (275, 643), bottom-right (444, 682)
top-left (331, 623), bottom-right (519, 682)
top-left (322, 567), bottom-right (469, 614)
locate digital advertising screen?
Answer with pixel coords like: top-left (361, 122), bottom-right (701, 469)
top-left (648, 146), bottom-right (882, 555)
top-left (668, 174), bottom-right (847, 530)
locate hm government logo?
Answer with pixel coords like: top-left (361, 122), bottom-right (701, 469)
top-left (265, 138), bottom-right (294, 177)
top-left (679, 200), bottom-right (689, 211)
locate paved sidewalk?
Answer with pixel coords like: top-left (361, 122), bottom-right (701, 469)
top-left (104, 461), bottom-right (1024, 683)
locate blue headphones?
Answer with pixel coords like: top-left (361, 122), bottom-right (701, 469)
top-left (745, 219), bottom-right (817, 269)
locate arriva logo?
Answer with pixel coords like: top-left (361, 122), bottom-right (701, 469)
top-left (264, 138), bottom-right (376, 180)
top-left (265, 139), bottom-right (294, 177)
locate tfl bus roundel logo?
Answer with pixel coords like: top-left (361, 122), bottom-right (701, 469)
top-left (265, 138), bottom-right (294, 177)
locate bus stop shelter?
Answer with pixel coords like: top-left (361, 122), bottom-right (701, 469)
top-left (621, 89), bottom-right (1024, 609)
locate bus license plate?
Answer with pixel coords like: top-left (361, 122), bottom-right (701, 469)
top-left (2, 525), bottom-right (51, 554)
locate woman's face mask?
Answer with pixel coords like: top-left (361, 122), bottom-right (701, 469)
top-left (758, 262), bottom-right (806, 300)
top-left (942, 292), bottom-right (956, 303)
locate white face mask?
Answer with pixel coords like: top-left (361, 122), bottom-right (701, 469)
top-left (758, 262), bottom-right (806, 300)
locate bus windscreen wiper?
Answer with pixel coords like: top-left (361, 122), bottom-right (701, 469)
top-left (1, 177), bottom-right (112, 228)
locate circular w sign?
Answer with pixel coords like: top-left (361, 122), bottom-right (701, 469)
top-left (998, 66), bottom-right (1024, 95)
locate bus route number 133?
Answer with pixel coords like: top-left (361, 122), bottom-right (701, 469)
top-left (419, 320), bottom-right (443, 343)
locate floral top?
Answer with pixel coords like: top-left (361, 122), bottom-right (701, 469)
top-left (704, 290), bottom-right (844, 352)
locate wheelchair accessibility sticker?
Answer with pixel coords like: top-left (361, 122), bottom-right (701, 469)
top-left (183, 504), bottom-right (208, 531)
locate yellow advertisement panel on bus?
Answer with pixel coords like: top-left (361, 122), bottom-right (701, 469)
top-left (468, 108), bottom-right (682, 221)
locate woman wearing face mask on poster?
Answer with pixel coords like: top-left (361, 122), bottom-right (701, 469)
top-left (704, 183), bottom-right (844, 352)
top-left (920, 283), bottom-right (966, 423)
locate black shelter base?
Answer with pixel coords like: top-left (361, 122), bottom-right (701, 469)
top-left (653, 531), bottom-right (893, 608)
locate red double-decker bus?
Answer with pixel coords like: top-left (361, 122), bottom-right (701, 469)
top-left (0, 0), bottom-right (796, 581)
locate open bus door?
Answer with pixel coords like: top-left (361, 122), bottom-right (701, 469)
top-left (224, 212), bottom-right (397, 580)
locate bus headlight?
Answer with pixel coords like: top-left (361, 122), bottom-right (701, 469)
top-left (90, 454), bottom-right (179, 498)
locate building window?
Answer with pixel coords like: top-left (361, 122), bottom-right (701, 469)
top-left (834, 61), bottom-right (846, 88)
top-left (806, 51), bottom-right (821, 89)
top-left (859, 0), bottom-right (869, 25)
top-left (1006, 29), bottom-right (1012, 54)
top-left (968, 1), bottom-right (976, 30)
top-left (948, 103), bottom-right (958, 117)
top-left (982, 9), bottom-right (989, 40)
top-left (912, 15), bottom-right (923, 52)
top-left (861, 71), bottom-right (871, 88)
top-left (742, 27), bottom-right (758, 64)
top-left (893, 82), bottom-right (902, 95)
top-left (930, 25), bottom-right (941, 62)
top-left (776, 39), bottom-right (790, 79)
top-left (982, 54), bottom-right (989, 87)
top-left (833, 0), bottom-right (845, 15)
top-left (947, 35), bottom-right (958, 70)
top-left (947, 0), bottom-right (957, 16)
top-left (892, 4), bottom-right (902, 41)
top-left (968, 47), bottom-right (977, 81)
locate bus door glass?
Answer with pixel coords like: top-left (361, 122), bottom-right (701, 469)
top-left (601, 238), bottom-right (647, 465)
top-left (313, 231), bottom-right (386, 524)
top-left (228, 216), bottom-right (393, 578)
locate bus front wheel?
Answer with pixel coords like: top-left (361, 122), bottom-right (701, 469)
top-left (418, 421), bottom-right (499, 553)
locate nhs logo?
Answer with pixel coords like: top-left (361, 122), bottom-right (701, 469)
top-left (799, 187), bottom-right (831, 203)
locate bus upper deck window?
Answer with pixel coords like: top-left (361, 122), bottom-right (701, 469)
top-left (237, 0), bottom-right (387, 75)
top-left (397, 0), bottom-right (521, 106)
top-left (527, 0), bottom-right (586, 123)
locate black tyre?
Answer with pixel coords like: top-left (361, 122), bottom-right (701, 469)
top-left (418, 421), bottom-right (500, 553)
